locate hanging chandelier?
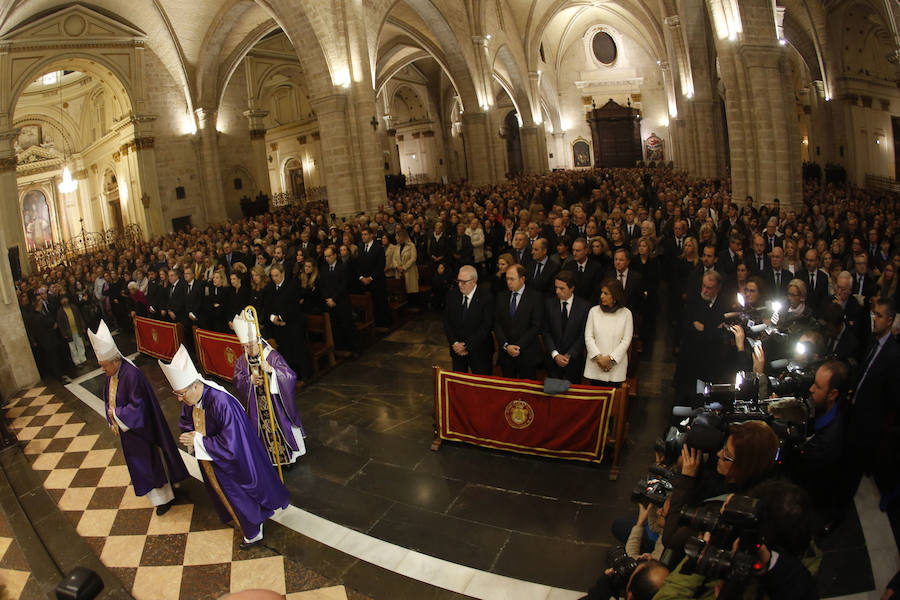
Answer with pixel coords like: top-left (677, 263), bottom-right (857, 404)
top-left (56, 71), bottom-right (78, 195)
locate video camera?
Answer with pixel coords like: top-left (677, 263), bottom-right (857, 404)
top-left (679, 495), bottom-right (766, 600)
top-left (659, 371), bottom-right (814, 465)
top-left (631, 465), bottom-right (678, 507)
top-left (606, 546), bottom-right (639, 598)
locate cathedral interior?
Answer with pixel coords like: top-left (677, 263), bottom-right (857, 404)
top-left (0, 0), bottom-right (899, 598)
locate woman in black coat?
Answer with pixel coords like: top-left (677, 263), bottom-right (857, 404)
top-left (225, 271), bottom-right (251, 324)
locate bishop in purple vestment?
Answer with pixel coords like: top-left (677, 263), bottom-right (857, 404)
top-left (161, 344), bottom-right (289, 548)
top-left (90, 321), bottom-right (188, 516)
top-left (233, 340), bottom-right (306, 466)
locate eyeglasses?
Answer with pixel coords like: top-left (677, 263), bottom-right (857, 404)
top-left (720, 452), bottom-right (735, 463)
top-left (456, 279), bottom-right (475, 284)
top-left (173, 388), bottom-right (190, 400)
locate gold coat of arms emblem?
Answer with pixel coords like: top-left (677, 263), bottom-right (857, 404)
top-left (150, 328), bottom-right (159, 343)
top-left (224, 346), bottom-right (236, 365)
top-left (504, 399), bottom-right (534, 429)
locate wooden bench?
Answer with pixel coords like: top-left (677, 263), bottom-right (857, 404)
top-left (305, 313), bottom-right (336, 378)
top-left (349, 293), bottom-right (375, 338)
top-left (385, 277), bottom-right (408, 326)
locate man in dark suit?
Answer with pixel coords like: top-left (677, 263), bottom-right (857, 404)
top-left (607, 248), bottom-right (644, 315)
top-left (510, 231), bottom-right (531, 268)
top-left (748, 234), bottom-right (770, 275)
top-left (219, 242), bottom-right (245, 273)
top-left (450, 222), bottom-right (475, 270)
top-left (674, 271), bottom-right (727, 406)
top-left (528, 238), bottom-right (560, 297)
top-left (797, 248), bottom-right (829, 317)
top-left (762, 246), bottom-right (791, 301)
top-left (851, 253), bottom-right (876, 302)
top-left (184, 268), bottom-right (204, 329)
top-left (356, 227), bottom-right (390, 326)
top-left (494, 264), bottom-right (544, 380)
top-left (266, 263), bottom-right (311, 380)
top-left (165, 268), bottom-right (187, 324)
top-left (428, 221), bottom-right (450, 267)
top-left (845, 298), bottom-right (900, 499)
top-left (319, 245), bottom-right (358, 355)
top-left (564, 237), bottom-right (602, 304)
top-left (830, 271), bottom-right (867, 345)
top-left (542, 270), bottom-right (590, 383)
top-left (764, 218), bottom-right (782, 252)
top-left (443, 265), bottom-right (494, 375)
top-left (717, 235), bottom-right (744, 277)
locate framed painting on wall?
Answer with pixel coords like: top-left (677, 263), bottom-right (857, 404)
top-left (573, 139), bottom-right (591, 168)
top-left (22, 189), bottom-right (53, 250)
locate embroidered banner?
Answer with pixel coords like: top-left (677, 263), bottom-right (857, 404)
top-left (433, 368), bottom-right (617, 463)
top-left (133, 316), bottom-right (183, 361)
top-left (194, 327), bottom-right (244, 381)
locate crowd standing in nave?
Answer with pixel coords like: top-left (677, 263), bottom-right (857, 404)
top-left (12, 165), bottom-right (900, 597)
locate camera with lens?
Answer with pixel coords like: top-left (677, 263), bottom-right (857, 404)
top-left (678, 495), bottom-right (766, 600)
top-left (631, 465), bottom-right (678, 507)
top-left (606, 545), bottom-right (639, 598)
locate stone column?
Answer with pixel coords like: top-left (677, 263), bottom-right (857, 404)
top-left (132, 136), bottom-right (164, 238)
top-left (519, 125), bottom-right (541, 174)
top-left (243, 109), bottom-right (272, 195)
top-left (311, 94), bottom-right (361, 217)
top-left (0, 131), bottom-right (39, 397)
top-left (194, 108), bottom-right (227, 226)
top-left (461, 112), bottom-right (494, 184)
top-left (348, 83), bottom-right (388, 212)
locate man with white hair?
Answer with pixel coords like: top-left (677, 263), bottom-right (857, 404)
top-left (161, 345), bottom-right (290, 549)
top-left (88, 321), bottom-right (188, 515)
top-left (232, 310), bottom-right (306, 467)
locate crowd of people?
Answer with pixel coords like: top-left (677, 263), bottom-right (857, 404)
top-left (12, 165), bottom-right (900, 598)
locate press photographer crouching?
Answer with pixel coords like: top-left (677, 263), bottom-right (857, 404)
top-left (661, 421), bottom-right (780, 551)
top-left (652, 480), bottom-right (820, 600)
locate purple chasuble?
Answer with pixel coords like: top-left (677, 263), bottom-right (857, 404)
top-left (233, 347), bottom-right (306, 454)
top-left (179, 385), bottom-right (289, 534)
top-left (104, 360), bottom-right (189, 496)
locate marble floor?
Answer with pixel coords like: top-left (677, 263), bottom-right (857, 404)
top-left (3, 311), bottom-right (899, 599)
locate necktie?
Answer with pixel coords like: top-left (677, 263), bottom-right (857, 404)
top-left (561, 300), bottom-right (568, 324)
top-left (759, 257), bottom-right (764, 271)
top-left (858, 277), bottom-right (864, 296)
top-left (509, 291), bottom-right (519, 316)
top-left (579, 264), bottom-right (584, 273)
top-left (677, 238), bottom-right (682, 249)
top-left (618, 272), bottom-right (624, 286)
top-left (330, 265), bottom-right (335, 272)
top-left (809, 273), bottom-right (815, 289)
top-left (535, 262), bottom-right (543, 279)
top-left (462, 296), bottom-right (469, 311)
top-left (775, 272), bottom-right (780, 288)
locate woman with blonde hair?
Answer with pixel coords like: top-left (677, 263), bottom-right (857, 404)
top-left (394, 229), bottom-right (419, 303)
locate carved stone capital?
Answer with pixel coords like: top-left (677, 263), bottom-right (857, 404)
top-left (312, 132), bottom-right (320, 141)
top-left (249, 130), bottom-right (267, 140)
top-left (664, 15), bottom-right (681, 28)
top-left (134, 137), bottom-right (155, 150)
top-left (888, 48), bottom-right (900, 65)
top-left (297, 135), bottom-right (307, 145)
top-left (112, 151), bottom-right (120, 162)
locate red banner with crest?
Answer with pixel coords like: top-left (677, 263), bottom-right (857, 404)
top-left (433, 368), bottom-right (618, 463)
top-left (194, 327), bottom-right (244, 381)
top-left (133, 316), bottom-right (183, 361)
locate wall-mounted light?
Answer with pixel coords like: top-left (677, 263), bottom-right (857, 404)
top-left (561, 119), bottom-right (571, 131)
top-left (778, 38), bottom-right (787, 46)
top-left (485, 34), bottom-right (492, 41)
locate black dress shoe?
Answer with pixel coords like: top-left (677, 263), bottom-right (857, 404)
top-left (155, 500), bottom-right (174, 516)
top-left (239, 538), bottom-right (262, 550)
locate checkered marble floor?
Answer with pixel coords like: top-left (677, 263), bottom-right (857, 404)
top-left (0, 508), bottom-right (36, 599)
top-left (5, 385), bottom-right (357, 600)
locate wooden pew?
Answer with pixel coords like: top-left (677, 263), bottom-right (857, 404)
top-left (349, 293), bottom-right (375, 339)
top-left (305, 313), bottom-right (336, 378)
top-left (385, 277), bottom-right (408, 326)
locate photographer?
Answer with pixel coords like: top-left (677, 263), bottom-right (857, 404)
top-left (582, 557), bottom-right (670, 600)
top-left (784, 359), bottom-right (848, 531)
top-left (662, 421), bottom-right (780, 550)
top-left (652, 480), bottom-right (820, 600)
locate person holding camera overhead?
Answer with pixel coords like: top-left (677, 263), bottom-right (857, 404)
top-left (661, 420), bottom-right (780, 551)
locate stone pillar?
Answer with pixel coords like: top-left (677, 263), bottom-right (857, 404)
top-left (0, 132), bottom-right (39, 397)
top-left (348, 82), bottom-right (388, 212)
top-left (132, 136), bottom-right (164, 238)
top-left (243, 109), bottom-right (272, 195)
top-left (311, 94), bottom-right (361, 217)
top-left (195, 108), bottom-right (227, 226)
top-left (461, 112), bottom-right (494, 184)
top-left (520, 125), bottom-right (542, 174)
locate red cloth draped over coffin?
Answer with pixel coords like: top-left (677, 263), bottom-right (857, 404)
top-left (133, 316), bottom-right (183, 361)
top-left (433, 367), bottom-right (618, 463)
top-left (193, 327), bottom-right (244, 380)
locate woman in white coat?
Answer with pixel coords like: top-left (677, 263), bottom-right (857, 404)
top-left (583, 278), bottom-right (633, 387)
top-left (394, 228), bottom-right (419, 305)
top-left (466, 217), bottom-right (486, 273)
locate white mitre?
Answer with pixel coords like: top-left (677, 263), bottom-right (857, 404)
top-left (158, 345), bottom-right (199, 391)
top-left (232, 312), bottom-right (258, 345)
top-left (87, 320), bottom-right (120, 362)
